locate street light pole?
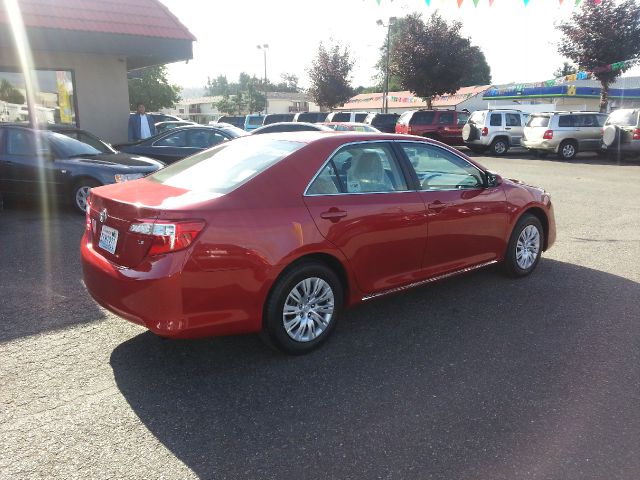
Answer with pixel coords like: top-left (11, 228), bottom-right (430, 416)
top-left (257, 44), bottom-right (269, 114)
top-left (377, 17), bottom-right (396, 114)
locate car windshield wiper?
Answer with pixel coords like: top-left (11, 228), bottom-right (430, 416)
top-left (68, 152), bottom-right (101, 158)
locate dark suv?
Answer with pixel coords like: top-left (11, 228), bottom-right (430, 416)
top-left (364, 113), bottom-right (399, 133)
top-left (293, 112), bottom-right (328, 123)
top-left (262, 114), bottom-right (295, 125)
top-left (395, 110), bottom-right (470, 145)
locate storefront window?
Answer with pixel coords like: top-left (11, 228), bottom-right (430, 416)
top-left (0, 69), bottom-right (76, 125)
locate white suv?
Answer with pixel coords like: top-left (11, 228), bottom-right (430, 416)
top-left (462, 109), bottom-right (529, 155)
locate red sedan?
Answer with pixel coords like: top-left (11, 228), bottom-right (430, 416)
top-left (81, 132), bottom-right (555, 354)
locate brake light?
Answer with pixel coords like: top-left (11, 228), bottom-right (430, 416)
top-left (481, 127), bottom-right (488, 136)
top-left (634, 128), bottom-right (640, 140)
top-left (129, 220), bottom-right (205, 256)
top-left (543, 130), bottom-right (554, 140)
top-left (407, 126), bottom-right (412, 134)
top-left (85, 198), bottom-right (92, 232)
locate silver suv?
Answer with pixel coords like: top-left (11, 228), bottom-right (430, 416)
top-left (602, 109), bottom-right (640, 157)
top-left (522, 112), bottom-right (608, 160)
top-left (462, 109), bottom-right (529, 156)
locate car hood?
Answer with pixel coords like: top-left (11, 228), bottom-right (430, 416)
top-left (70, 152), bottom-right (164, 168)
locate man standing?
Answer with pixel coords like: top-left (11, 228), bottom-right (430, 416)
top-left (128, 102), bottom-right (156, 141)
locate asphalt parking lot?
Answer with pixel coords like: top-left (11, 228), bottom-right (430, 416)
top-left (1, 150), bottom-right (639, 480)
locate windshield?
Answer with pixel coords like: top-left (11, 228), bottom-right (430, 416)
top-left (247, 116), bottom-right (264, 126)
top-left (606, 109), bottom-right (638, 127)
top-left (149, 137), bottom-right (304, 194)
top-left (47, 132), bottom-right (103, 157)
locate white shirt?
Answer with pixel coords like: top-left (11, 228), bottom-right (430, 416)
top-left (139, 114), bottom-right (152, 139)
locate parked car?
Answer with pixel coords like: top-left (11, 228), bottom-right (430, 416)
top-left (522, 112), bottom-right (608, 160)
top-left (0, 124), bottom-right (163, 212)
top-left (395, 110), bottom-right (469, 145)
top-left (216, 116), bottom-right (246, 129)
top-left (462, 109), bottom-right (529, 155)
top-left (155, 120), bottom-right (197, 134)
top-left (117, 125), bottom-right (246, 164)
top-left (293, 112), bottom-right (328, 123)
top-left (82, 131), bottom-right (555, 354)
top-left (322, 122), bottom-right (380, 132)
top-left (602, 108), bottom-right (640, 157)
top-left (325, 112), bottom-right (368, 123)
top-left (244, 115), bottom-right (265, 132)
top-left (262, 113), bottom-right (295, 125)
top-left (250, 122), bottom-right (333, 135)
top-left (364, 113), bottom-right (400, 133)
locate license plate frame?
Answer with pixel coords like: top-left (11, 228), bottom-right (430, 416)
top-left (98, 225), bottom-right (119, 255)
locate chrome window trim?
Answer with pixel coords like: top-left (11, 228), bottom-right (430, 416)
top-left (303, 139), bottom-right (487, 197)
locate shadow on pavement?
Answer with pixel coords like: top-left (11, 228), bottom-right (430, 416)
top-left (110, 259), bottom-right (639, 480)
top-left (0, 201), bottom-right (106, 342)
top-left (462, 147), bottom-right (640, 167)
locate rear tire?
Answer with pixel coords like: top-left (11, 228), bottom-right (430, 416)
top-left (558, 140), bottom-right (578, 161)
top-left (503, 214), bottom-right (544, 278)
top-left (490, 138), bottom-right (509, 156)
top-left (71, 178), bottom-right (100, 213)
top-left (263, 261), bottom-right (343, 355)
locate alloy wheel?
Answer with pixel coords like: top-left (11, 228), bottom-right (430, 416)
top-left (516, 225), bottom-right (540, 270)
top-left (282, 277), bottom-right (335, 343)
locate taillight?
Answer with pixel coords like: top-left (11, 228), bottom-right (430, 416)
top-left (407, 126), bottom-right (413, 134)
top-left (481, 127), bottom-right (488, 136)
top-left (543, 130), bottom-right (554, 140)
top-left (129, 220), bottom-right (205, 256)
top-left (633, 128), bottom-right (640, 140)
top-left (85, 199), bottom-right (92, 232)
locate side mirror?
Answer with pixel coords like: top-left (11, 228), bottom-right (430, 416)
top-left (485, 171), bottom-right (503, 188)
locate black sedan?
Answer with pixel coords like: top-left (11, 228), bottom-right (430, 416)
top-left (250, 122), bottom-right (333, 135)
top-left (116, 125), bottom-right (246, 164)
top-left (0, 124), bottom-right (164, 212)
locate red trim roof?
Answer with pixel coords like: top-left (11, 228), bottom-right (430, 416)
top-left (0, 0), bottom-right (195, 41)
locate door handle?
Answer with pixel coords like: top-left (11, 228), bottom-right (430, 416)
top-left (320, 208), bottom-right (347, 222)
top-left (427, 201), bottom-right (447, 212)
top-left (505, 127), bottom-right (512, 130)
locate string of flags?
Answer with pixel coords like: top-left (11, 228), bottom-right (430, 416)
top-left (376, 0), bottom-right (602, 6)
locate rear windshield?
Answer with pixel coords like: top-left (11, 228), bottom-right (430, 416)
top-left (469, 111), bottom-right (486, 124)
top-left (330, 113), bottom-right (350, 122)
top-left (606, 109), bottom-right (638, 127)
top-left (246, 116), bottom-right (264, 126)
top-left (527, 116), bottom-right (550, 128)
top-left (149, 138), bottom-right (304, 194)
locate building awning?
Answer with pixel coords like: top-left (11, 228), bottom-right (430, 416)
top-left (0, 0), bottom-right (195, 70)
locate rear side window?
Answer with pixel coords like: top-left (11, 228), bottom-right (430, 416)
top-left (527, 116), bottom-right (550, 128)
top-left (331, 113), bottom-right (350, 122)
top-left (410, 111), bottom-right (435, 125)
top-left (150, 138), bottom-right (304, 194)
top-left (354, 113), bottom-right (367, 123)
top-left (505, 113), bottom-right (521, 127)
top-left (573, 114), bottom-right (599, 127)
top-left (5, 129), bottom-right (38, 155)
top-left (490, 114), bottom-right (502, 127)
top-left (558, 116), bottom-right (574, 127)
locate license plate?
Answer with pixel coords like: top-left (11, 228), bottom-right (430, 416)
top-left (98, 225), bottom-right (119, 255)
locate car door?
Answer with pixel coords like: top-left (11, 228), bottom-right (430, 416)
top-left (303, 142), bottom-right (428, 294)
top-left (0, 127), bottom-right (64, 196)
top-left (505, 113), bottom-right (524, 145)
top-left (575, 114), bottom-right (603, 151)
top-left (397, 142), bottom-right (508, 277)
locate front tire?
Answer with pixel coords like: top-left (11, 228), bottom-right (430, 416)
top-left (503, 214), bottom-right (544, 278)
top-left (72, 178), bottom-right (100, 213)
top-left (263, 262), bottom-right (343, 354)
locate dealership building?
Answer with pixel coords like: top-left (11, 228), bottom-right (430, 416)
top-left (0, 0), bottom-right (194, 143)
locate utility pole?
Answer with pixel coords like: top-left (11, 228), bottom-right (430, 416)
top-left (377, 17), bottom-right (396, 114)
top-left (257, 44), bottom-right (269, 114)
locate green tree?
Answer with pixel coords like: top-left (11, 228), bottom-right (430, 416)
top-left (460, 47), bottom-right (492, 87)
top-left (553, 61), bottom-right (578, 78)
top-left (389, 12), bottom-right (477, 108)
top-left (128, 65), bottom-right (181, 111)
top-left (205, 75), bottom-right (230, 96)
top-left (216, 95), bottom-right (237, 115)
top-left (557, 0), bottom-right (640, 112)
top-left (307, 42), bottom-right (355, 109)
top-left (0, 79), bottom-right (25, 104)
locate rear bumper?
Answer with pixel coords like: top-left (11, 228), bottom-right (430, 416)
top-left (522, 139), bottom-right (557, 152)
top-left (81, 232), bottom-right (267, 338)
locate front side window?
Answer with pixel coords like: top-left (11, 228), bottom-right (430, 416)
top-left (457, 112), bottom-right (470, 125)
top-left (490, 113), bottom-right (502, 127)
top-left (5, 129), bottom-right (39, 155)
top-left (307, 143), bottom-right (408, 195)
top-left (401, 143), bottom-right (483, 190)
top-left (150, 137), bottom-right (304, 194)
